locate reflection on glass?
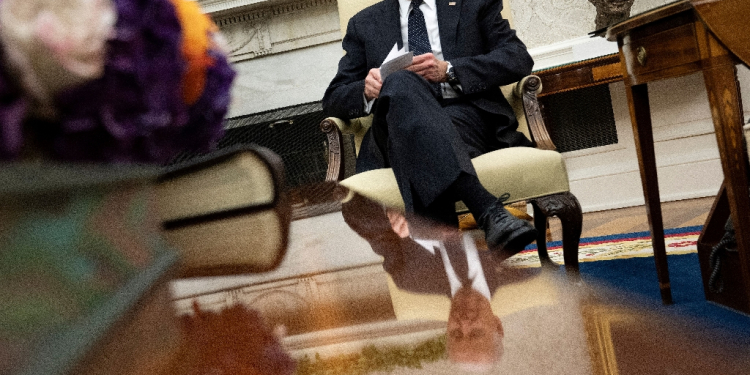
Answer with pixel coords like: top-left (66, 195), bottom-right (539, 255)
top-left (142, 183), bottom-right (747, 375)
top-left (342, 193), bottom-right (535, 371)
top-left (9, 179), bottom-right (750, 374)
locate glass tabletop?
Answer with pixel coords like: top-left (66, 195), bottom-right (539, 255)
top-left (168, 183), bottom-right (750, 375)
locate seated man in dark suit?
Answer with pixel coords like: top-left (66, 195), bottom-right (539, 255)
top-left (323, 0), bottom-right (538, 255)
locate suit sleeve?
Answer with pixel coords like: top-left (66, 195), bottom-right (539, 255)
top-left (322, 17), bottom-right (371, 120)
top-left (450, 0), bottom-right (534, 95)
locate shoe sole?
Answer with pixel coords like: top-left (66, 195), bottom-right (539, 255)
top-left (488, 225), bottom-right (538, 257)
top-left (504, 226), bottom-right (538, 252)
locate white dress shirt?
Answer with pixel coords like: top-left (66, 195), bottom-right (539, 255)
top-left (414, 233), bottom-right (492, 300)
top-left (364, 0), bottom-right (459, 113)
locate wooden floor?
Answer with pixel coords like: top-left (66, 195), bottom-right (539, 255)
top-left (548, 196), bottom-right (715, 241)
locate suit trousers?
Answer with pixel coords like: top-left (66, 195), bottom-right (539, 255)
top-left (356, 70), bottom-right (524, 224)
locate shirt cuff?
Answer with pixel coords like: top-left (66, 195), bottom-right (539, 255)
top-left (363, 93), bottom-right (375, 114)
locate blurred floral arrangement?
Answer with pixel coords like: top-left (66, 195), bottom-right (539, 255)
top-left (164, 303), bottom-right (297, 375)
top-left (0, 0), bottom-right (235, 163)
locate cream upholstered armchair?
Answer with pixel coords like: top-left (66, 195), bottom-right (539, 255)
top-left (320, 0), bottom-right (582, 272)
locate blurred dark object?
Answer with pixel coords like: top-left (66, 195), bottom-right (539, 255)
top-left (588, 0), bottom-right (635, 30)
top-left (708, 215), bottom-right (738, 293)
top-left (164, 303), bottom-right (296, 375)
top-left (698, 184), bottom-right (750, 314)
top-left (0, 164), bottom-right (180, 375)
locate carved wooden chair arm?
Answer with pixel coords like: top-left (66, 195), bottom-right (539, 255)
top-left (320, 117), bottom-right (347, 182)
top-left (320, 115), bottom-right (373, 182)
top-left (515, 75), bottom-right (556, 151)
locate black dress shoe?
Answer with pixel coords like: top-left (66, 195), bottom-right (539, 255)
top-left (477, 193), bottom-right (538, 255)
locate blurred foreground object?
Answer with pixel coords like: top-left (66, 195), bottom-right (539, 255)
top-left (157, 145), bottom-right (291, 277)
top-left (0, 145), bottom-right (294, 373)
top-left (164, 303), bottom-right (296, 375)
top-left (0, 0), bottom-right (117, 117)
top-left (0, 164), bottom-right (181, 375)
top-left (0, 0), bottom-right (235, 162)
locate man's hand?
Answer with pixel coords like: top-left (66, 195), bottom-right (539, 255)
top-left (406, 53), bottom-right (448, 83)
top-left (386, 209), bottom-right (410, 239)
top-left (364, 68), bottom-right (382, 100)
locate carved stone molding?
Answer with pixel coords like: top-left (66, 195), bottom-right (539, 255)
top-left (212, 0), bottom-right (336, 25)
top-left (208, 0), bottom-right (340, 63)
top-left (222, 20), bottom-right (273, 59)
top-left (214, 8), bottom-right (269, 27)
top-left (270, 0), bottom-right (336, 16)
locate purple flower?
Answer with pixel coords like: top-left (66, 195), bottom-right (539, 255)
top-left (0, 0), bottom-right (235, 163)
top-left (178, 49), bottom-right (236, 155)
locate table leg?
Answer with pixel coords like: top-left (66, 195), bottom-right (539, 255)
top-left (701, 53), bottom-right (750, 312)
top-left (625, 83), bottom-right (673, 304)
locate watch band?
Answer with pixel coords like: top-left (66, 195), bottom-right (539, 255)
top-left (445, 61), bottom-right (459, 86)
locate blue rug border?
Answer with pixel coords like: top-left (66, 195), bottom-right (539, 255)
top-left (577, 252), bottom-right (750, 340)
top-left (524, 225), bottom-right (703, 250)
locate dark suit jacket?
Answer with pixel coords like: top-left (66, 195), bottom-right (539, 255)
top-left (342, 193), bottom-right (511, 297)
top-left (379, 233), bottom-right (511, 297)
top-left (322, 0), bottom-right (533, 121)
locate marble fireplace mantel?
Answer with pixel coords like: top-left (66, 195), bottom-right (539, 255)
top-left (199, 0), bottom-right (340, 62)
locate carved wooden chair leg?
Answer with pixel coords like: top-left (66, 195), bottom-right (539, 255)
top-left (530, 192), bottom-right (583, 274)
top-left (532, 204), bottom-right (555, 268)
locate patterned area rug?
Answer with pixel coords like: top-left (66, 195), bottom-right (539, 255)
top-left (506, 226), bottom-right (702, 268)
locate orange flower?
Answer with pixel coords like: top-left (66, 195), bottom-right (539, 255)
top-left (170, 0), bottom-right (218, 105)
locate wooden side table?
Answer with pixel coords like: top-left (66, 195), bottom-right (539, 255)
top-left (606, 0), bottom-right (750, 308)
top-left (534, 53), bottom-right (622, 98)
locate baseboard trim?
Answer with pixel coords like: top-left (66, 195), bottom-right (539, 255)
top-left (580, 188), bottom-right (720, 213)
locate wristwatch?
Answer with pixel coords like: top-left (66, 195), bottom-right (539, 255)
top-left (445, 61), bottom-right (459, 86)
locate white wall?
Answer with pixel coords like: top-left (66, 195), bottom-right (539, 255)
top-left (228, 41), bottom-right (342, 116)
top-left (205, 0), bottom-right (343, 116)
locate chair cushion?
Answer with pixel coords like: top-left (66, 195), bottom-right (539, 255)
top-left (340, 147), bottom-right (570, 210)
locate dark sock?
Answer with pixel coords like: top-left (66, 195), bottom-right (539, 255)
top-left (425, 194), bottom-right (459, 226)
top-left (448, 172), bottom-right (497, 218)
top-left (413, 187), bottom-right (459, 226)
